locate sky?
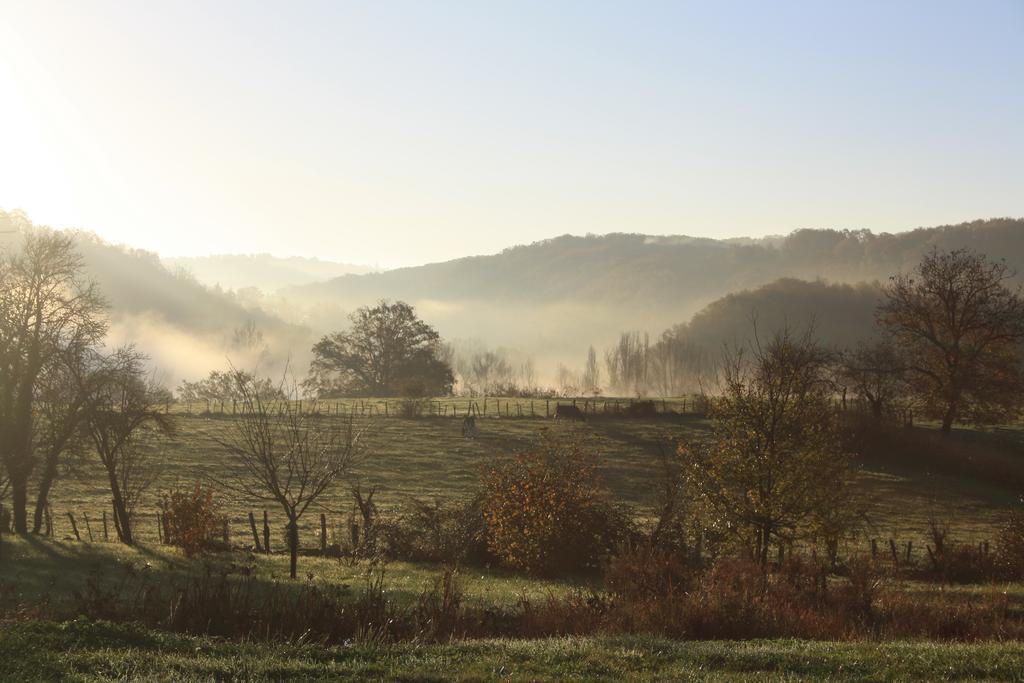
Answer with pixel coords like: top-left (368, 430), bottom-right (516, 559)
top-left (0, 1), bottom-right (1022, 268)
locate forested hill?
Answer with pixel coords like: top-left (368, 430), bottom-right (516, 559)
top-left (0, 210), bottom-right (308, 385)
top-left (2, 209), bottom-right (1020, 384)
top-left (284, 218), bottom-right (1024, 362)
top-left (292, 218), bottom-right (1024, 310)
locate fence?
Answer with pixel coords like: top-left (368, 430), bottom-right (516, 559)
top-left (169, 395), bottom-right (709, 419)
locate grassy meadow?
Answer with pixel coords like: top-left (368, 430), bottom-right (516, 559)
top-left (34, 401), bottom-right (1022, 550)
top-left (4, 403), bottom-right (1024, 680)
top-left (5, 620), bottom-right (1024, 682)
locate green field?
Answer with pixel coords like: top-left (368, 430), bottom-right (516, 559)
top-left (36, 406), bottom-right (1022, 552)
top-left (5, 407), bottom-right (1024, 680)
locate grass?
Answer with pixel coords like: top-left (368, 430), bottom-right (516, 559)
top-left (37, 407), bottom-right (1021, 553)
top-left (6, 408), bottom-right (1024, 679)
top-left (2, 619), bottom-right (1024, 681)
top-left (0, 536), bottom-right (582, 615)
top-left (39, 411), bottom-right (709, 547)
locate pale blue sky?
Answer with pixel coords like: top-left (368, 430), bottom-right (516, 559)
top-left (1, 1), bottom-right (1021, 267)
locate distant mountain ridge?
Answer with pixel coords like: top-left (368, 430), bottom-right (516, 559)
top-left (2, 208), bottom-right (1021, 385)
top-left (162, 254), bottom-right (377, 292)
top-left (293, 218), bottom-right (1024, 308)
top-left (285, 218), bottom-right (1024, 366)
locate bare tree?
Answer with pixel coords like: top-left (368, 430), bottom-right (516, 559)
top-left (556, 363), bottom-right (581, 397)
top-left (648, 330), bottom-right (714, 398)
top-left (30, 341), bottom-right (98, 533)
top-left (581, 345), bottom-right (601, 395)
top-left (837, 338), bottom-right (905, 420)
top-left (0, 231), bottom-right (107, 533)
top-left (216, 375), bottom-right (369, 578)
top-left (82, 347), bottom-right (174, 545)
top-left (604, 331), bottom-right (649, 396)
top-left (519, 358), bottom-right (538, 395)
top-left (878, 248), bottom-right (1024, 434)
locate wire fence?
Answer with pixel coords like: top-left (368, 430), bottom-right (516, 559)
top-left (166, 395), bottom-right (709, 419)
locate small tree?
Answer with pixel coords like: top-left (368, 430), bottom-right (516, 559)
top-left (160, 482), bottom-right (223, 556)
top-left (680, 326), bottom-right (853, 568)
top-left (216, 375), bottom-right (368, 578)
top-left (83, 347), bottom-right (175, 545)
top-left (878, 248), bottom-right (1024, 434)
top-left (306, 300), bottom-right (453, 397)
top-left (581, 345), bottom-right (601, 395)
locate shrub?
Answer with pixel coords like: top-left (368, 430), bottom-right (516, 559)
top-left (414, 567), bottom-right (465, 641)
top-left (622, 400), bottom-right (658, 418)
top-left (379, 496), bottom-right (490, 565)
top-left (604, 542), bottom-right (697, 602)
top-left (159, 483), bottom-right (224, 557)
top-left (480, 430), bottom-right (631, 576)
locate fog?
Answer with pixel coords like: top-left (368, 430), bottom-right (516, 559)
top-left (3, 210), bottom-right (1023, 395)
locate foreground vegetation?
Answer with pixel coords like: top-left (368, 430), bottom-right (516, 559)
top-left (6, 619), bottom-right (1024, 682)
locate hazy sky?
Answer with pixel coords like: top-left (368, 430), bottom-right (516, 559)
top-left (1, 1), bottom-right (1021, 268)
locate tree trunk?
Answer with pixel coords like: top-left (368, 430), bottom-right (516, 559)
top-left (112, 494), bottom-right (133, 545)
top-left (105, 466), bottom-right (134, 546)
top-left (10, 474), bottom-right (28, 534)
top-left (31, 457), bottom-right (60, 534)
top-left (940, 402), bottom-right (957, 435)
top-left (287, 518), bottom-right (298, 579)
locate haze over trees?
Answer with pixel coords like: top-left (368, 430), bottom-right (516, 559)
top-left (284, 218), bottom-right (1024, 366)
top-left (5, 209), bottom-right (1024, 392)
top-left (162, 254), bottom-right (376, 293)
top-left (177, 369), bottom-right (287, 404)
top-left (0, 210), bottom-right (305, 388)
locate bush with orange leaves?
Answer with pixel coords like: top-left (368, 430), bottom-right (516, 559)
top-left (480, 430), bottom-right (631, 576)
top-left (159, 482), bottom-right (224, 557)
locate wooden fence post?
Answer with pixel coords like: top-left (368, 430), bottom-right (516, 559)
top-left (102, 511), bottom-right (109, 541)
top-left (83, 513), bottom-right (94, 542)
top-left (157, 513), bottom-right (164, 544)
top-left (321, 513), bottom-right (328, 556)
top-left (263, 510), bottom-right (270, 554)
top-left (248, 512), bottom-right (263, 552)
top-left (66, 512), bottom-right (81, 541)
